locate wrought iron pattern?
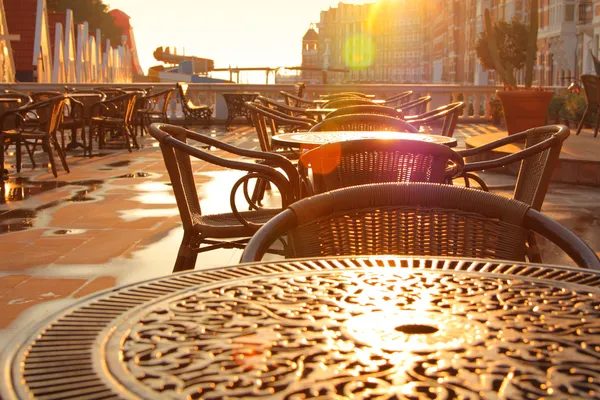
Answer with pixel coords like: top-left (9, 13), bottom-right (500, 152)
top-left (223, 92), bottom-right (259, 128)
top-left (3, 257), bottom-right (600, 400)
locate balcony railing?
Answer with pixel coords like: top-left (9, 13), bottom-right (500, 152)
top-left (0, 82), bottom-right (559, 123)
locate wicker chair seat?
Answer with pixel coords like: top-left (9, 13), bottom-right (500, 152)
top-left (195, 209), bottom-right (281, 237)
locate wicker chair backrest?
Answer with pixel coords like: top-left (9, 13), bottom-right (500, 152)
top-left (67, 91), bottom-right (106, 119)
top-left (323, 98), bottom-right (374, 109)
top-left (407, 102), bottom-right (465, 137)
top-left (581, 74), bottom-right (600, 106)
top-left (299, 139), bottom-right (464, 194)
top-left (309, 114), bottom-right (418, 132)
top-left (399, 96), bottom-right (432, 115)
top-left (288, 183), bottom-right (530, 260)
top-left (325, 105), bottom-right (402, 119)
top-left (320, 92), bottom-right (368, 101)
top-left (384, 90), bottom-right (413, 105)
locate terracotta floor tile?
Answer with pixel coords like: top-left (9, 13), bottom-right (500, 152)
top-left (0, 275), bottom-right (30, 297)
top-left (0, 277), bottom-right (87, 328)
top-left (72, 276), bottom-right (117, 298)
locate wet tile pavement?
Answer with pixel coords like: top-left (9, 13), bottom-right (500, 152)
top-left (0, 122), bottom-right (599, 350)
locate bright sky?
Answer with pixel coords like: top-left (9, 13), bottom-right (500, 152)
top-left (103, 0), bottom-right (373, 75)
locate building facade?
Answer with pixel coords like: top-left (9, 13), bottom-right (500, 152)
top-left (307, 0), bottom-right (600, 86)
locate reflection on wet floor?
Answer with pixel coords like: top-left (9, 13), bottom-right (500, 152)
top-left (112, 172), bottom-right (155, 179)
top-left (106, 160), bottom-right (133, 168)
top-left (3, 178), bottom-right (69, 202)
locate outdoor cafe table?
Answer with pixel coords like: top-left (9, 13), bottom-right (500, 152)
top-left (2, 256), bottom-right (600, 399)
top-left (272, 130), bottom-right (457, 151)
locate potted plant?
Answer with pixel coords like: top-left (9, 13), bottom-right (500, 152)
top-left (475, 0), bottom-right (554, 135)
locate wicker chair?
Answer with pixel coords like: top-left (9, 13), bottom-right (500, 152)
top-left (61, 91), bottom-right (106, 151)
top-left (325, 105), bottom-right (403, 119)
top-left (245, 102), bottom-right (313, 153)
top-left (93, 87), bottom-right (126, 99)
top-left (176, 82), bottom-right (212, 127)
top-left (299, 139), bottom-right (464, 196)
top-left (0, 96), bottom-right (68, 177)
top-left (279, 91), bottom-right (318, 108)
top-left (137, 88), bottom-right (174, 133)
top-left (383, 90), bottom-right (413, 106)
top-left (406, 102), bottom-right (465, 137)
top-left (149, 123), bottom-right (299, 272)
top-left (576, 74), bottom-right (600, 136)
top-left (399, 96), bottom-right (432, 116)
top-left (240, 182), bottom-right (600, 271)
top-left (89, 92), bottom-right (138, 155)
top-left (251, 102), bottom-right (315, 129)
top-left (457, 125), bottom-right (569, 211)
top-left (29, 91), bottom-right (63, 102)
top-left (323, 98), bottom-right (375, 109)
top-left (257, 95), bottom-right (312, 118)
top-left (309, 114), bottom-right (419, 132)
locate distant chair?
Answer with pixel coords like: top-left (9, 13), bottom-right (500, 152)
top-left (323, 98), bottom-right (374, 109)
top-left (398, 96), bottom-right (432, 116)
top-left (148, 123), bottom-right (299, 272)
top-left (89, 92), bottom-right (138, 155)
top-left (93, 87), bottom-right (126, 99)
top-left (383, 90), bottom-right (413, 106)
top-left (309, 114), bottom-right (418, 132)
top-left (298, 139), bottom-right (464, 196)
top-left (240, 182), bottom-right (600, 271)
top-left (405, 102), bottom-right (465, 137)
top-left (279, 91), bottom-right (318, 108)
top-left (325, 105), bottom-right (403, 119)
top-left (176, 82), bottom-right (212, 127)
top-left (576, 74), bottom-right (600, 136)
top-left (61, 90), bottom-right (106, 151)
top-left (257, 95), bottom-right (312, 118)
top-left (29, 91), bottom-right (63, 102)
top-left (319, 92), bottom-right (369, 101)
top-left (0, 95), bottom-right (68, 177)
top-left (138, 88), bottom-right (174, 133)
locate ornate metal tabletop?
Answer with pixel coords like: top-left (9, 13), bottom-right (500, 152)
top-left (272, 130), bottom-right (458, 150)
top-left (222, 92), bottom-right (259, 128)
top-left (3, 257), bottom-right (600, 399)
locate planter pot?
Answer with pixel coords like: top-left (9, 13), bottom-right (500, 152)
top-left (497, 90), bottom-right (554, 135)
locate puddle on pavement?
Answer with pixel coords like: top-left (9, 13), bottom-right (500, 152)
top-left (48, 229), bottom-right (88, 236)
top-left (0, 179), bottom-right (104, 234)
top-left (112, 172), bottom-right (155, 179)
top-left (106, 160), bottom-right (132, 168)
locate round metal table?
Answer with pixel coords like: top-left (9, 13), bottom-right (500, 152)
top-left (272, 130), bottom-right (457, 151)
top-left (3, 256), bottom-right (600, 399)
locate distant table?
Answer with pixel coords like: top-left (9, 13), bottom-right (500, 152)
top-left (3, 256), bottom-right (600, 399)
top-left (272, 130), bottom-right (457, 150)
top-left (222, 92), bottom-right (259, 129)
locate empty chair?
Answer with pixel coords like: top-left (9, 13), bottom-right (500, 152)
top-left (0, 95), bottom-right (69, 177)
top-left (457, 124), bottom-right (569, 211)
top-left (406, 102), bottom-right (465, 137)
top-left (279, 91), bottom-right (319, 108)
top-left (383, 90), bottom-right (413, 106)
top-left (176, 82), bottom-right (212, 127)
top-left (323, 98), bottom-right (375, 109)
top-left (319, 92), bottom-right (370, 101)
top-left (325, 105), bottom-right (403, 119)
top-left (93, 87), bottom-right (126, 99)
top-left (576, 74), bottom-right (600, 136)
top-left (299, 139), bottom-right (464, 196)
top-left (399, 95), bottom-right (432, 116)
top-left (29, 91), bottom-right (63, 102)
top-left (148, 123), bottom-right (299, 272)
top-left (257, 95), bottom-right (313, 118)
top-left (309, 114), bottom-right (418, 132)
top-left (61, 90), bottom-right (106, 151)
top-left (137, 88), bottom-right (174, 132)
top-left (240, 182), bottom-right (600, 271)
top-left (89, 92), bottom-right (138, 155)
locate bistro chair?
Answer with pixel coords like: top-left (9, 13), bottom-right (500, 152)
top-left (176, 82), bottom-right (212, 127)
top-left (576, 74), bottom-right (600, 136)
top-left (457, 124), bottom-right (569, 211)
top-left (405, 101), bottom-right (465, 137)
top-left (93, 87), bottom-right (126, 99)
top-left (457, 124), bottom-right (570, 263)
top-left (149, 123), bottom-right (299, 272)
top-left (60, 90), bottom-right (106, 151)
top-left (137, 88), bottom-right (174, 133)
top-left (0, 95), bottom-right (68, 178)
top-left (240, 182), bottom-right (600, 271)
top-left (299, 139), bottom-right (464, 196)
top-left (383, 90), bottom-right (413, 106)
top-left (325, 104), bottom-right (403, 119)
top-left (279, 91), bottom-right (319, 108)
top-left (89, 92), bottom-right (138, 155)
top-left (29, 91), bottom-right (63, 102)
top-left (323, 97), bottom-right (375, 109)
top-left (309, 114), bottom-right (419, 132)
top-left (259, 95), bottom-right (313, 118)
top-left (399, 95), bottom-right (432, 116)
